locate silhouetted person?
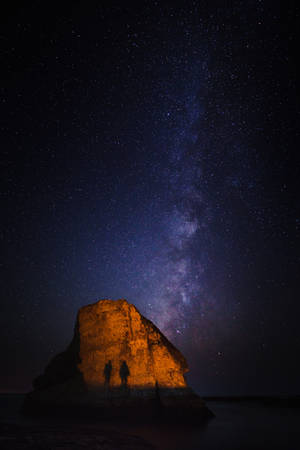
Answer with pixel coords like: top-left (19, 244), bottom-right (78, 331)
top-left (119, 360), bottom-right (130, 386)
top-left (104, 360), bottom-right (112, 386)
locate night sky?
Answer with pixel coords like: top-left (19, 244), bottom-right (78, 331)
top-left (1, 1), bottom-right (299, 396)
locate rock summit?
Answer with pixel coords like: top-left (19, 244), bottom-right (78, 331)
top-left (24, 299), bottom-right (212, 420)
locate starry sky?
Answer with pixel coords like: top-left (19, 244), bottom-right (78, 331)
top-left (1, 1), bottom-right (299, 395)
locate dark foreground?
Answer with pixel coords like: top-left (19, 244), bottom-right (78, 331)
top-left (1, 394), bottom-right (300, 449)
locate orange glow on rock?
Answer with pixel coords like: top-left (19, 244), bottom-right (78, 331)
top-left (23, 299), bottom-right (212, 421)
top-left (77, 299), bottom-right (188, 389)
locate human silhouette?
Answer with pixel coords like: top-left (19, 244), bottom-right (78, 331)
top-left (104, 360), bottom-right (112, 386)
top-left (119, 360), bottom-right (130, 386)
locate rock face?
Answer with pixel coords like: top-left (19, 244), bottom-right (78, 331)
top-left (24, 299), bottom-right (212, 420)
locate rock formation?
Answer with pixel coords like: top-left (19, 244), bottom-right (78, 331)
top-left (23, 299), bottom-right (212, 420)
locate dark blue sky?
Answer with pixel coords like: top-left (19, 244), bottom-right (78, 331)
top-left (1, 1), bottom-right (299, 395)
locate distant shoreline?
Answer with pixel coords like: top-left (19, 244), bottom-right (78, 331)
top-left (1, 392), bottom-right (300, 404)
top-left (203, 395), bottom-right (300, 407)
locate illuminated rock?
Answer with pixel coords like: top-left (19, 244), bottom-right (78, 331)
top-left (77, 299), bottom-right (188, 389)
top-left (23, 299), bottom-right (212, 420)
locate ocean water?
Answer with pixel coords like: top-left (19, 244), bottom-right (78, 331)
top-left (1, 394), bottom-right (300, 449)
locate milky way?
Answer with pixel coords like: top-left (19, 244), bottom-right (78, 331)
top-left (141, 82), bottom-right (208, 336)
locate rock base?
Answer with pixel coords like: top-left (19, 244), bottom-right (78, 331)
top-left (22, 386), bottom-right (214, 422)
